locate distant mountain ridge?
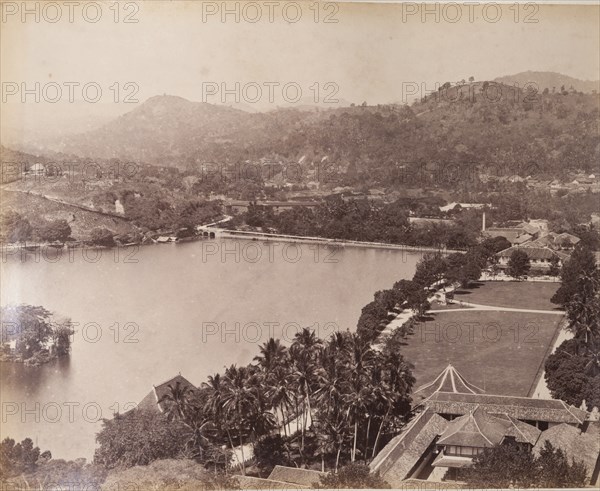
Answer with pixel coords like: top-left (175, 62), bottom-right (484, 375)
top-left (37, 78), bottom-right (600, 180)
top-left (494, 71), bottom-right (599, 93)
top-left (49, 95), bottom-right (246, 165)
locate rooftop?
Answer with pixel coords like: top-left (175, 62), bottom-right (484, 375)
top-left (497, 245), bottom-right (568, 261)
top-left (423, 392), bottom-right (588, 425)
top-left (235, 475), bottom-right (308, 489)
top-left (413, 364), bottom-right (485, 401)
top-left (370, 409), bottom-right (449, 485)
top-left (432, 452), bottom-right (473, 468)
top-left (267, 466), bottom-right (326, 487)
top-left (483, 228), bottom-right (531, 245)
top-left (437, 407), bottom-right (541, 448)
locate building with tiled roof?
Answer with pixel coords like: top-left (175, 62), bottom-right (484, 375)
top-left (370, 409), bottom-right (449, 483)
top-left (371, 366), bottom-right (597, 484)
top-left (431, 408), bottom-right (543, 480)
top-left (432, 407), bottom-right (541, 474)
top-left (483, 227), bottom-right (533, 246)
top-left (496, 245), bottom-right (570, 271)
top-left (235, 475), bottom-right (309, 489)
top-left (439, 202), bottom-right (488, 213)
top-left (531, 232), bottom-right (580, 250)
top-left (516, 222), bottom-right (542, 236)
top-left (423, 391), bottom-right (588, 428)
top-left (413, 364), bottom-right (485, 401)
top-left (267, 466), bottom-right (326, 487)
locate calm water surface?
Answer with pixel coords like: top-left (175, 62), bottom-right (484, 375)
top-left (1, 239), bottom-right (420, 460)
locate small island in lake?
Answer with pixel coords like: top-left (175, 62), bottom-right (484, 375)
top-left (0, 305), bottom-right (74, 366)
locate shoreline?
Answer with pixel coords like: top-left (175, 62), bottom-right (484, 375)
top-left (1, 231), bottom-right (465, 256)
top-left (214, 229), bottom-right (466, 254)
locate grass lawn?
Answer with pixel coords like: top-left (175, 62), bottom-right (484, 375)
top-left (401, 309), bottom-right (562, 397)
top-left (453, 281), bottom-right (561, 311)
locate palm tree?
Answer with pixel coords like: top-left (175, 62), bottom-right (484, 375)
top-left (292, 327), bottom-right (322, 359)
top-left (343, 334), bottom-right (376, 462)
top-left (264, 365), bottom-right (294, 436)
top-left (202, 374), bottom-right (224, 421)
top-left (370, 350), bottom-right (415, 458)
top-left (222, 365), bottom-right (259, 475)
top-left (315, 342), bottom-right (349, 414)
top-left (290, 328), bottom-right (322, 463)
top-left (157, 381), bottom-right (213, 460)
top-left (314, 414), bottom-right (348, 472)
top-left (368, 381), bottom-right (394, 459)
top-left (202, 373), bottom-right (240, 470)
top-left (313, 336), bottom-right (353, 470)
top-left (290, 349), bottom-right (315, 461)
top-left (157, 381), bottom-right (196, 426)
top-left (246, 367), bottom-right (276, 442)
top-left (255, 338), bottom-right (291, 434)
top-left (254, 338), bottom-right (287, 371)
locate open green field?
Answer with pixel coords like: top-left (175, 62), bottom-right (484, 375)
top-left (402, 282), bottom-right (564, 397)
top-left (453, 281), bottom-right (561, 310)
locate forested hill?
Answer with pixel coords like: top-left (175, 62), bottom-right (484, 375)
top-left (45, 81), bottom-right (600, 180)
top-left (494, 71), bottom-right (599, 94)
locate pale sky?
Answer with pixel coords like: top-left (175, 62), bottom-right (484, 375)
top-left (1, 1), bottom-right (599, 140)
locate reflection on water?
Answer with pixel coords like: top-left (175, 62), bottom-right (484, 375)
top-left (1, 356), bottom-right (73, 397)
top-left (1, 239), bottom-right (421, 460)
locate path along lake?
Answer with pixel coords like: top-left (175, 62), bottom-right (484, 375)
top-left (1, 239), bottom-right (421, 460)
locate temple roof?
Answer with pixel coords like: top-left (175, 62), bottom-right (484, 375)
top-left (437, 407), bottom-right (506, 447)
top-left (437, 407), bottom-right (541, 448)
top-left (413, 364), bottom-right (485, 400)
top-left (424, 392), bottom-right (588, 425)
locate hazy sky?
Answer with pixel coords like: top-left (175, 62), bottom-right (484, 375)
top-left (1, 1), bottom-right (599, 139)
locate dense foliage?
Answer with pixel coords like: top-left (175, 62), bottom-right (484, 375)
top-left (545, 244), bottom-right (600, 408)
top-left (99, 458), bottom-right (238, 491)
top-left (545, 337), bottom-right (600, 409)
top-left (57, 87), bottom-right (600, 180)
top-left (0, 211), bottom-right (74, 244)
top-left (94, 329), bottom-right (415, 475)
top-left (319, 462), bottom-right (390, 489)
top-left (463, 441), bottom-right (587, 488)
top-left (357, 241), bottom-right (498, 341)
top-left (0, 438), bottom-right (50, 479)
top-left (235, 196), bottom-right (480, 249)
top-left (94, 410), bottom-right (194, 469)
top-left (0, 304), bottom-right (74, 363)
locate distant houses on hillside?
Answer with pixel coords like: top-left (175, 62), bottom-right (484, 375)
top-left (224, 200), bottom-right (321, 215)
top-left (439, 202), bottom-right (489, 213)
top-left (483, 220), bottom-right (545, 246)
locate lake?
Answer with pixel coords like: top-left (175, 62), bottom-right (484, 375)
top-left (0, 239), bottom-right (421, 460)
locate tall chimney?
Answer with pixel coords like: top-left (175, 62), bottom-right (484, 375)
top-left (482, 211), bottom-right (486, 232)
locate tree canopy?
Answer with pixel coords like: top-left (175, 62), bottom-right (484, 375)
top-left (464, 441), bottom-right (587, 488)
top-left (507, 249), bottom-right (531, 279)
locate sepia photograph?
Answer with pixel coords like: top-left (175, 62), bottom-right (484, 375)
top-left (1, 1), bottom-right (599, 489)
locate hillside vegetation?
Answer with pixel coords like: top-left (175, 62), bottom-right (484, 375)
top-left (43, 81), bottom-right (599, 182)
